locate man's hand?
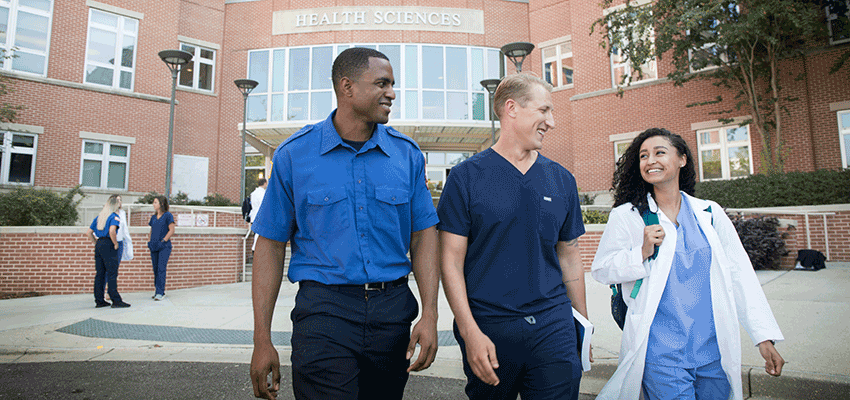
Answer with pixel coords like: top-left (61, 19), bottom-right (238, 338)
top-left (758, 340), bottom-right (785, 376)
top-left (250, 342), bottom-right (281, 399)
top-left (464, 329), bottom-right (500, 386)
top-left (407, 315), bottom-right (438, 372)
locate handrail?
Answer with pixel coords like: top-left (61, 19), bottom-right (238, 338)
top-left (78, 204), bottom-right (244, 228)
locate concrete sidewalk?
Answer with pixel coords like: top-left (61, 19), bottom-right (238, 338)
top-left (1, 263), bottom-right (848, 399)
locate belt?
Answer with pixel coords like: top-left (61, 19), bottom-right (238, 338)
top-left (302, 276), bottom-right (408, 291)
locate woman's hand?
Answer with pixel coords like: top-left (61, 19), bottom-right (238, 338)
top-left (758, 340), bottom-right (785, 376)
top-left (642, 224), bottom-right (664, 260)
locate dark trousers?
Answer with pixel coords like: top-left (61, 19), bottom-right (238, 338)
top-left (94, 238), bottom-right (122, 304)
top-left (290, 280), bottom-right (419, 400)
top-left (150, 244), bottom-right (171, 295)
top-left (454, 302), bottom-right (582, 400)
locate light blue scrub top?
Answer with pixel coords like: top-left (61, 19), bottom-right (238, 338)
top-left (646, 194), bottom-right (721, 367)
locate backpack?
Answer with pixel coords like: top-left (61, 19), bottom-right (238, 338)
top-left (242, 195), bottom-right (252, 222)
top-left (610, 205), bottom-right (714, 330)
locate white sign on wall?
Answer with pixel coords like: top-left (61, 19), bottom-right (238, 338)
top-left (273, 7), bottom-right (485, 35)
top-left (177, 213), bottom-right (195, 227)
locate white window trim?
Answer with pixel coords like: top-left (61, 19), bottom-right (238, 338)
top-left (79, 139), bottom-right (130, 190)
top-left (696, 124), bottom-right (754, 181)
top-left (79, 130), bottom-right (136, 144)
top-left (839, 110), bottom-right (850, 168)
top-left (826, 0), bottom-right (850, 45)
top-left (85, 0), bottom-right (143, 20)
top-left (83, 8), bottom-right (139, 91)
top-left (0, 130), bottom-right (37, 185)
top-left (540, 36), bottom-right (574, 89)
top-left (609, 130), bottom-right (640, 163)
top-left (0, 0), bottom-right (54, 76)
top-left (178, 42), bottom-right (216, 92)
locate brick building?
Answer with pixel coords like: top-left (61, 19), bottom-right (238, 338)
top-left (1, 0), bottom-right (848, 207)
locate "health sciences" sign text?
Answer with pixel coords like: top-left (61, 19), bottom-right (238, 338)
top-left (273, 7), bottom-right (484, 35)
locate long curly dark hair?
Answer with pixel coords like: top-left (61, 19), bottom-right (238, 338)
top-left (612, 128), bottom-right (697, 214)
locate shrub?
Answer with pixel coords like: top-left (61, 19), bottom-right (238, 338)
top-left (582, 209), bottom-right (609, 224)
top-left (0, 185), bottom-right (85, 226)
top-left (136, 191), bottom-right (236, 206)
top-left (696, 169), bottom-right (850, 208)
top-left (728, 213), bottom-right (788, 270)
top-left (203, 193), bottom-right (238, 206)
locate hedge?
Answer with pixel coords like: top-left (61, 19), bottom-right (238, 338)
top-left (695, 169), bottom-right (850, 208)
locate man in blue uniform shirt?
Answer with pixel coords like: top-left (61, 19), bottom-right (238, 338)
top-left (438, 74), bottom-right (589, 400)
top-left (249, 48), bottom-right (439, 400)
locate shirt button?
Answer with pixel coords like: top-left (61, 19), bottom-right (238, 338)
top-left (358, 179), bottom-right (362, 183)
top-left (361, 233), bottom-right (365, 237)
top-left (359, 206), bottom-right (363, 210)
top-left (392, 197), bottom-right (396, 201)
top-left (366, 260), bottom-right (370, 264)
top-left (324, 197), bottom-right (329, 201)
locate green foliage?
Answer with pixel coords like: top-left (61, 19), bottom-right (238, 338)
top-left (592, 0), bottom-right (844, 174)
top-left (582, 209), bottom-right (610, 224)
top-left (0, 185), bottom-right (85, 226)
top-left (0, 49), bottom-right (25, 123)
top-left (203, 193), bottom-right (238, 206)
top-left (135, 191), bottom-right (237, 206)
top-left (696, 169), bottom-right (850, 208)
top-left (135, 191), bottom-right (159, 204)
top-left (728, 213), bottom-right (788, 270)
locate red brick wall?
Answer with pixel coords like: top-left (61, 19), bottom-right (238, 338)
top-left (0, 228), bottom-right (245, 295)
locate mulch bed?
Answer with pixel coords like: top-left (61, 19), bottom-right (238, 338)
top-left (0, 292), bottom-right (43, 300)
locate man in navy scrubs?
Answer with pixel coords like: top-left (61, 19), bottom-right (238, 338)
top-left (249, 47), bottom-right (439, 400)
top-left (438, 73), bottom-right (589, 400)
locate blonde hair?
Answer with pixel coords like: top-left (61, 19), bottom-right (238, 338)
top-left (492, 73), bottom-right (553, 120)
top-left (96, 195), bottom-right (121, 230)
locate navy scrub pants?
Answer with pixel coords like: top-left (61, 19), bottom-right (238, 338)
top-left (290, 280), bottom-right (419, 400)
top-left (93, 237), bottom-right (123, 305)
top-left (454, 302), bottom-right (582, 400)
top-left (150, 242), bottom-right (171, 296)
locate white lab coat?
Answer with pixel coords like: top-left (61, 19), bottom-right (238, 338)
top-left (117, 209), bottom-right (134, 261)
top-left (250, 186), bottom-right (266, 250)
top-left (591, 192), bottom-right (783, 400)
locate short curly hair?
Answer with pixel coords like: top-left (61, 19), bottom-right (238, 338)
top-left (612, 128), bottom-right (697, 214)
top-left (332, 47), bottom-right (390, 92)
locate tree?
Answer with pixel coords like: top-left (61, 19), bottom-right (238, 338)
top-left (0, 49), bottom-right (25, 123)
top-left (592, 0), bottom-right (848, 174)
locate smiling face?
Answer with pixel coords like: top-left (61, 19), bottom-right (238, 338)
top-left (512, 83), bottom-right (555, 151)
top-left (639, 135), bottom-right (687, 188)
top-left (350, 57), bottom-right (396, 124)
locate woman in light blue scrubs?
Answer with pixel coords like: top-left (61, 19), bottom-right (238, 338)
top-left (591, 128), bottom-right (785, 400)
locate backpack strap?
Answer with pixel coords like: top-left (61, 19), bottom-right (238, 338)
top-left (631, 209), bottom-right (660, 299)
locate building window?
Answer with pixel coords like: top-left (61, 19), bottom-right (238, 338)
top-left (178, 42), bottom-right (215, 91)
top-left (614, 139), bottom-right (631, 163)
top-left (0, 0), bottom-right (53, 75)
top-left (827, 1), bottom-right (850, 45)
top-left (696, 125), bottom-right (753, 180)
top-left (839, 110), bottom-right (850, 168)
top-left (606, 2), bottom-right (657, 86)
top-left (541, 39), bottom-right (573, 88)
top-left (80, 140), bottom-right (129, 190)
top-left (84, 8), bottom-right (138, 90)
top-left (244, 154), bottom-right (266, 197)
top-left (246, 44), bottom-right (502, 123)
top-left (0, 131), bottom-right (36, 184)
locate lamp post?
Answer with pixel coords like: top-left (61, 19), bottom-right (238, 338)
top-left (158, 49), bottom-right (193, 198)
top-left (500, 42), bottom-right (535, 73)
top-left (234, 79), bottom-right (259, 201)
top-left (480, 79), bottom-right (501, 146)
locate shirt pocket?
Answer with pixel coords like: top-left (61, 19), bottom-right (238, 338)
top-left (537, 194), bottom-right (567, 245)
top-left (373, 187), bottom-right (410, 233)
top-left (305, 187), bottom-right (350, 240)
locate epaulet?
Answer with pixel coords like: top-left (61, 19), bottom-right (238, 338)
top-left (385, 126), bottom-right (421, 149)
top-left (277, 124), bottom-right (316, 150)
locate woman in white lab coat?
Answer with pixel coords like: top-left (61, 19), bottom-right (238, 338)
top-left (591, 128), bottom-right (784, 400)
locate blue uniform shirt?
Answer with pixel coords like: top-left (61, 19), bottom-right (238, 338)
top-left (90, 213), bottom-right (120, 238)
top-left (149, 212), bottom-right (174, 243)
top-left (647, 194), bottom-right (721, 367)
top-left (252, 110), bottom-right (439, 285)
top-left (437, 149), bottom-right (586, 321)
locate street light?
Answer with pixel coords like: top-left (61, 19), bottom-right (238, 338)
top-left (501, 42), bottom-right (535, 73)
top-left (158, 49), bottom-right (193, 198)
top-left (234, 78), bottom-right (259, 201)
top-left (480, 78), bottom-right (501, 146)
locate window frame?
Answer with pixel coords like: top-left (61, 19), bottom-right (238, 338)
top-left (0, 0), bottom-right (54, 76)
top-left (826, 0), bottom-right (850, 45)
top-left (178, 42), bottom-right (216, 92)
top-left (79, 139), bottom-right (130, 190)
top-left (839, 110), bottom-right (850, 168)
top-left (540, 37), bottom-right (574, 89)
top-left (0, 130), bottom-right (37, 185)
top-left (83, 8), bottom-right (139, 91)
top-left (696, 124), bottom-right (754, 181)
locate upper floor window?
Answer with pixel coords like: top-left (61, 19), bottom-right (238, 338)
top-left (605, 2), bottom-right (657, 86)
top-left (0, 130), bottom-right (36, 184)
top-left (84, 9), bottom-right (138, 90)
top-left (80, 140), bottom-right (129, 190)
top-left (179, 42), bottom-right (215, 91)
top-left (0, 0), bottom-right (53, 75)
top-left (696, 124), bottom-right (753, 180)
top-left (839, 110), bottom-right (850, 168)
top-left (541, 38), bottom-right (573, 88)
top-left (827, 0), bottom-right (850, 45)
top-left (246, 44), bottom-right (503, 124)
